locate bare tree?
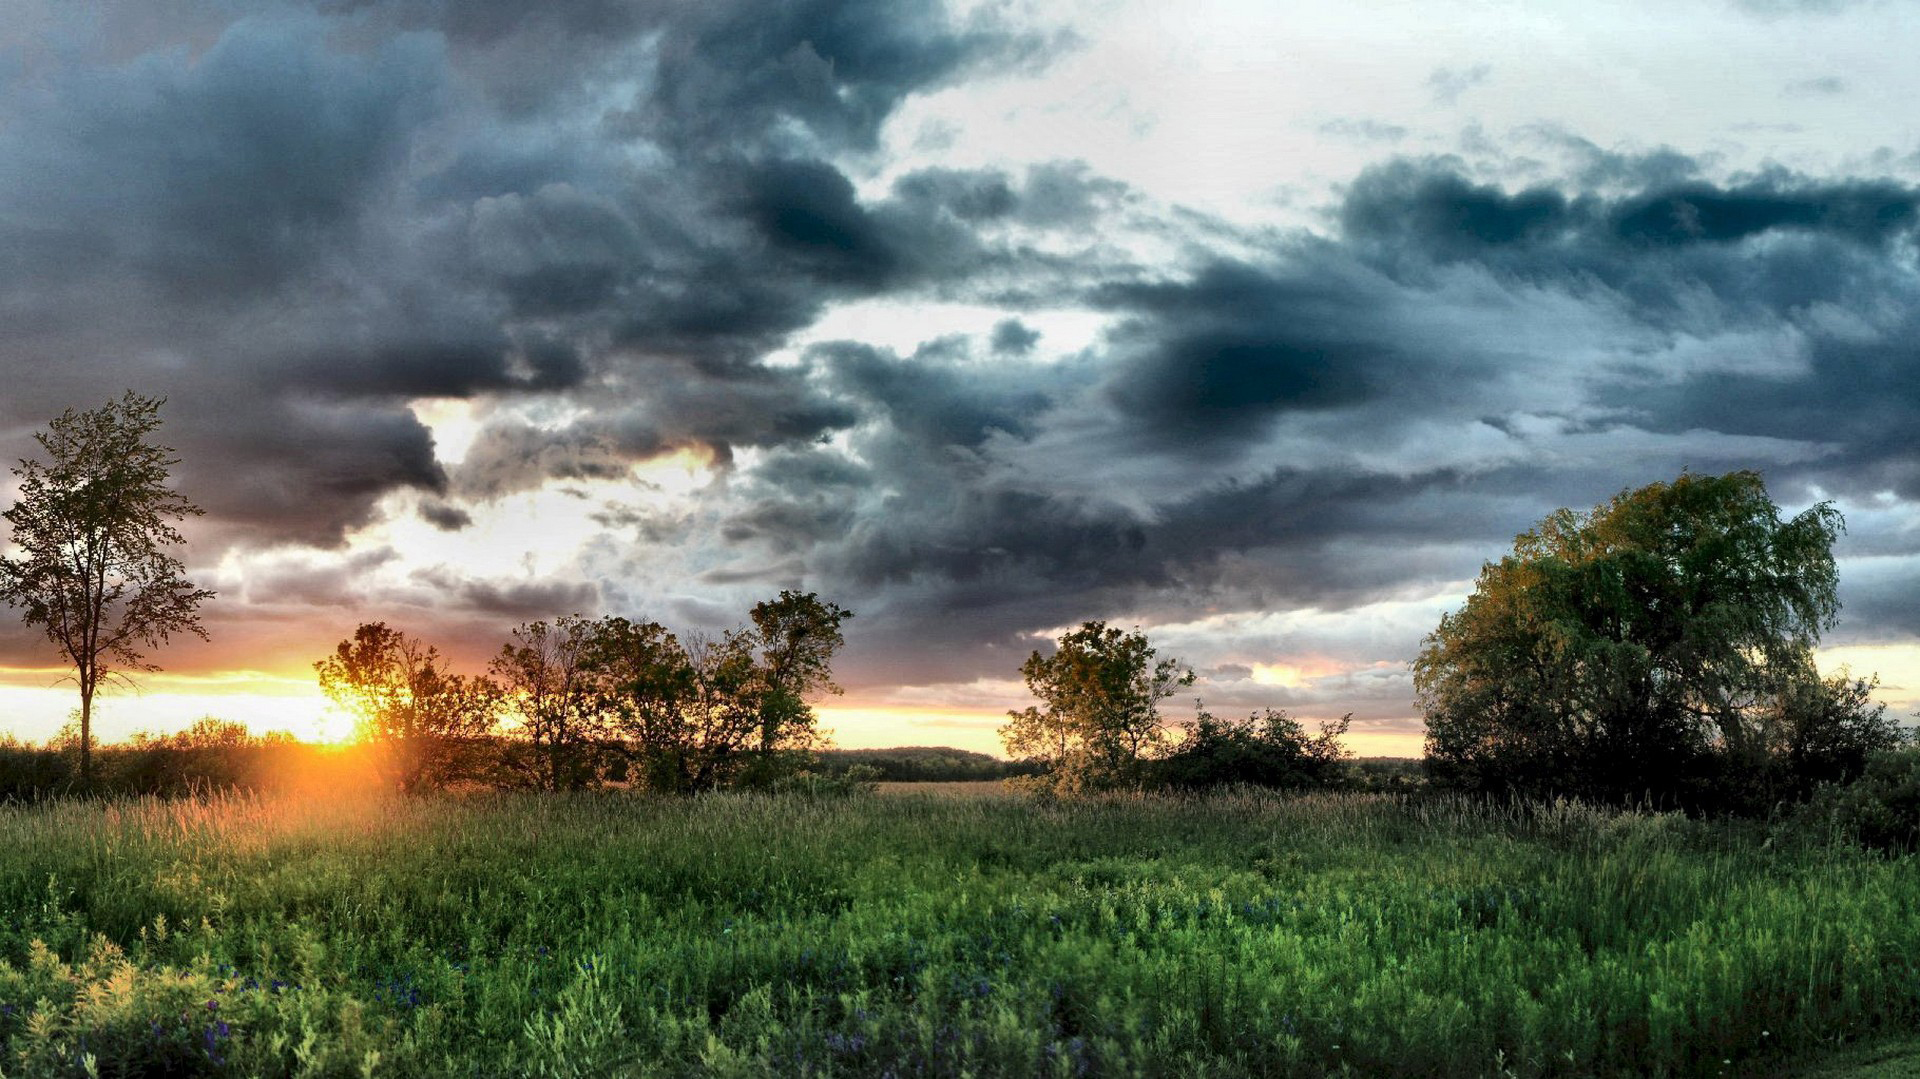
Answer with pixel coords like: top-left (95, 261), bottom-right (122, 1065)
top-left (0, 392), bottom-right (214, 788)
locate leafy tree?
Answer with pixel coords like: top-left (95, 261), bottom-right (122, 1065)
top-left (583, 596), bottom-right (853, 792)
top-left (1745, 671), bottom-right (1901, 807)
top-left (1001, 621), bottom-right (1192, 793)
top-left (0, 392), bottom-right (214, 788)
top-left (1156, 708), bottom-right (1352, 791)
top-left (492, 616), bottom-right (608, 790)
top-left (315, 623), bottom-right (501, 794)
top-left (1416, 470), bottom-right (1897, 806)
top-left (743, 590), bottom-right (852, 780)
top-left (586, 616), bottom-right (698, 790)
top-left (593, 623), bottom-right (766, 793)
top-left (673, 630), bottom-right (773, 790)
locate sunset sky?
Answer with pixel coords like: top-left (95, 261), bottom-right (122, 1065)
top-left (4, 0), bottom-right (1920, 755)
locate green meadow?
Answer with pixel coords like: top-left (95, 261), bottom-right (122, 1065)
top-left (1, 786), bottom-right (1916, 1078)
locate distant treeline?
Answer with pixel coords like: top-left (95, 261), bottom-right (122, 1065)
top-left (814, 747), bottom-right (1045, 782)
top-left (0, 725), bottom-right (1433, 801)
top-left (0, 720), bottom-right (1051, 800)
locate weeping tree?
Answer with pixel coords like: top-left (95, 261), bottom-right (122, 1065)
top-left (1417, 470), bottom-right (1900, 807)
top-left (0, 392), bottom-right (214, 788)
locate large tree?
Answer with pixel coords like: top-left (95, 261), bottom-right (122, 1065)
top-left (1416, 470), bottom-right (1899, 805)
top-left (1001, 621), bottom-right (1192, 794)
top-left (0, 392), bottom-right (214, 788)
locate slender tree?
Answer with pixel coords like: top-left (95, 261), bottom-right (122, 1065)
top-left (0, 392), bottom-right (213, 788)
top-left (748, 590), bottom-right (852, 756)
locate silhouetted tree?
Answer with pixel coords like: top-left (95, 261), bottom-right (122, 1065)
top-left (1417, 470), bottom-right (1898, 806)
top-left (316, 623), bottom-right (501, 794)
top-left (0, 392), bottom-right (214, 788)
top-left (587, 616), bottom-right (699, 790)
top-left (492, 616), bottom-right (607, 790)
top-left (1001, 621), bottom-right (1192, 793)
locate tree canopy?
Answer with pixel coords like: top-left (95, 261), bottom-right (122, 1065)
top-left (0, 392), bottom-right (213, 787)
top-left (315, 622), bottom-right (502, 794)
top-left (1001, 621), bottom-right (1193, 793)
top-left (1416, 470), bottom-right (1900, 806)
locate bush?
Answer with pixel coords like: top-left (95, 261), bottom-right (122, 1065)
top-left (1787, 748), bottom-right (1920, 853)
top-left (1153, 710), bottom-right (1352, 791)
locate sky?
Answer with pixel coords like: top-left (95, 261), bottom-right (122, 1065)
top-left (4, 0), bottom-right (1920, 756)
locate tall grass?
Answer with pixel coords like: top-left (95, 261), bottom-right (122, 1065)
top-left (0, 789), bottom-right (1913, 1076)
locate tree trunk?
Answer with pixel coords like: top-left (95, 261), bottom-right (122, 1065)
top-left (79, 684), bottom-right (93, 791)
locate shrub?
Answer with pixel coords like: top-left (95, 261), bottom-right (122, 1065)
top-left (1787, 748), bottom-right (1920, 853)
top-left (1153, 709), bottom-right (1352, 791)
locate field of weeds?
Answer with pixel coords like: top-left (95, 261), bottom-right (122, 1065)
top-left (0, 788), bottom-right (1915, 1077)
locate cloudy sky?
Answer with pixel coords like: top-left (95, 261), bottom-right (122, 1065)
top-left (4, 0), bottom-right (1920, 753)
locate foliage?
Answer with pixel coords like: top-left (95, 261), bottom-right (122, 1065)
top-left (767, 763), bottom-right (884, 799)
top-left (314, 623), bottom-right (502, 794)
top-left (746, 590), bottom-right (852, 761)
top-left (1416, 470), bottom-right (1897, 808)
top-left (1155, 709), bottom-right (1353, 791)
top-left (0, 789), bottom-right (1917, 1076)
top-left (0, 392), bottom-right (214, 788)
top-left (495, 596), bottom-right (853, 794)
top-left (1736, 671), bottom-right (1903, 808)
top-left (0, 728), bottom-right (376, 802)
top-left (1001, 621), bottom-right (1193, 793)
top-left (491, 617), bottom-right (609, 791)
top-left (630, 627), bottom-right (772, 794)
top-left (1785, 747), bottom-right (1920, 854)
top-left (577, 615), bottom-right (687, 779)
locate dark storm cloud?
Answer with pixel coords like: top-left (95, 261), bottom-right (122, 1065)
top-left (701, 154), bottom-right (1920, 690)
top-left (409, 568), bottom-right (601, 620)
top-left (1342, 157), bottom-right (1920, 261)
top-left (1340, 164), bottom-right (1577, 256)
top-left (631, 0), bottom-right (1065, 155)
top-left (990, 319), bottom-right (1042, 355)
top-left (0, 17), bottom-right (439, 300)
top-left (1096, 258), bottom-right (1398, 447)
top-left (11, 0), bottom-right (1920, 704)
top-left (419, 500), bottom-right (474, 532)
top-left (1328, 157), bottom-right (1920, 519)
top-left (0, 0), bottom-right (1064, 554)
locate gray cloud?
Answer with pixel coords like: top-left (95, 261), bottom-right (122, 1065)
top-left (7, 1), bottom-right (1920, 724)
top-left (1427, 64), bottom-right (1490, 105)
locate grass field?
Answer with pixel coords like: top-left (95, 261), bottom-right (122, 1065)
top-left (0, 786), bottom-right (1915, 1077)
